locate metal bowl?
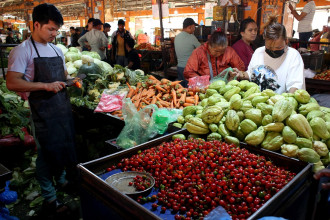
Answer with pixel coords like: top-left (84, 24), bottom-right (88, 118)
top-left (105, 171), bottom-right (155, 198)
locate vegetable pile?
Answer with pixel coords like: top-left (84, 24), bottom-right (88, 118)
top-left (135, 43), bottom-right (161, 51)
top-left (0, 79), bottom-right (31, 141)
top-left (175, 79), bottom-right (330, 172)
top-left (108, 138), bottom-right (296, 219)
top-left (313, 69), bottom-right (330, 81)
top-left (56, 45), bottom-right (147, 110)
top-left (111, 76), bottom-right (199, 118)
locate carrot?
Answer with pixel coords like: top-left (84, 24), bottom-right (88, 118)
top-left (194, 93), bottom-right (199, 105)
top-left (148, 75), bottom-right (161, 84)
top-left (177, 92), bottom-right (186, 107)
top-left (183, 103), bottom-right (194, 107)
top-left (163, 93), bottom-right (170, 100)
top-left (159, 100), bottom-right (170, 107)
top-left (134, 82), bottom-right (142, 95)
top-left (141, 88), bottom-right (148, 97)
top-left (151, 96), bottom-right (157, 104)
top-left (161, 78), bottom-right (170, 85)
top-left (171, 89), bottom-right (177, 105)
top-left (155, 84), bottom-right (166, 93)
top-left (146, 89), bottom-right (156, 99)
top-left (170, 81), bottom-right (181, 87)
top-left (185, 97), bottom-right (195, 104)
top-left (175, 84), bottom-right (183, 90)
top-left (135, 99), bottom-right (141, 108)
top-left (126, 88), bottom-right (135, 98)
top-left (126, 82), bottom-right (133, 90)
top-left (156, 93), bottom-right (162, 98)
top-left (142, 98), bottom-right (150, 105)
top-left (176, 88), bottom-right (186, 93)
top-left (156, 101), bottom-right (163, 108)
top-left (170, 100), bottom-right (174, 108)
top-left (188, 91), bottom-right (194, 96)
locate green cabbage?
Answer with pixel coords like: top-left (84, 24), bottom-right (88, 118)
top-left (68, 47), bottom-right (79, 53)
top-left (65, 52), bottom-right (81, 62)
top-left (56, 44), bottom-right (68, 54)
top-left (89, 51), bottom-right (101, 60)
top-left (73, 60), bottom-right (83, 69)
top-left (81, 55), bottom-right (94, 64)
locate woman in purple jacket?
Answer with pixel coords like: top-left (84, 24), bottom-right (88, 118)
top-left (232, 19), bottom-right (258, 70)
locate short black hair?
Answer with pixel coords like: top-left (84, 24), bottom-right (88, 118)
top-left (32, 3), bottom-right (63, 28)
top-left (87, 18), bottom-right (95, 23)
top-left (104, 23), bottom-right (111, 28)
top-left (208, 31), bottom-right (228, 47)
top-left (126, 38), bottom-right (135, 49)
top-left (70, 26), bottom-right (75, 30)
top-left (118, 19), bottom-right (125, 26)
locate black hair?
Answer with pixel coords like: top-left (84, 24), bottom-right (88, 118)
top-left (32, 3), bottom-right (63, 28)
top-left (208, 31), bottom-right (228, 47)
top-left (233, 18), bottom-right (256, 45)
top-left (104, 23), bottom-right (111, 28)
top-left (126, 38), bottom-right (135, 49)
top-left (70, 26), bottom-right (74, 30)
top-left (88, 18), bottom-right (95, 23)
top-left (263, 15), bottom-right (287, 41)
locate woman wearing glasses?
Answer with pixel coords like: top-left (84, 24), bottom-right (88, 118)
top-left (236, 16), bottom-right (305, 94)
top-left (184, 31), bottom-right (245, 81)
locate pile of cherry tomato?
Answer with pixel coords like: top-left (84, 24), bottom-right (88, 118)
top-left (129, 175), bottom-right (152, 191)
top-left (108, 138), bottom-right (296, 220)
top-left (313, 69), bottom-right (330, 81)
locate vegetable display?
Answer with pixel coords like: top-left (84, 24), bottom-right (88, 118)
top-left (108, 138), bottom-right (296, 219)
top-left (313, 69), bottom-right (330, 81)
top-left (0, 79), bottom-right (31, 141)
top-left (176, 79), bottom-right (330, 172)
top-left (110, 76), bottom-right (199, 118)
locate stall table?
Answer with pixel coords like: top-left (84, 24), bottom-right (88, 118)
top-left (78, 131), bottom-right (316, 220)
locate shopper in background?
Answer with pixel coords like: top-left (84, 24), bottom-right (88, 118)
top-left (184, 31), bottom-right (245, 80)
top-left (309, 29), bottom-right (324, 51)
top-left (6, 3), bottom-right (77, 216)
top-left (6, 31), bottom-right (15, 44)
top-left (137, 32), bottom-right (149, 44)
top-left (103, 23), bottom-right (111, 38)
top-left (111, 19), bottom-right (134, 66)
top-left (15, 32), bottom-right (21, 44)
top-left (126, 37), bottom-right (141, 70)
top-left (232, 18), bottom-right (258, 70)
top-left (80, 18), bottom-right (94, 51)
top-left (174, 18), bottom-right (200, 87)
top-left (69, 26), bottom-right (79, 47)
top-left (235, 16), bottom-right (304, 94)
top-left (289, 0), bottom-right (315, 48)
top-left (78, 19), bottom-right (108, 61)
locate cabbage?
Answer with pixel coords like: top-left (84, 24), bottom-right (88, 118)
top-left (68, 47), bottom-right (79, 53)
top-left (65, 52), bottom-right (81, 62)
top-left (56, 44), bottom-right (68, 54)
top-left (73, 60), bottom-right (83, 69)
top-left (67, 66), bottom-right (77, 75)
top-left (81, 51), bottom-right (91, 56)
top-left (135, 69), bottom-right (144, 76)
top-left (65, 61), bottom-right (75, 68)
top-left (81, 55), bottom-right (94, 64)
top-left (100, 61), bottom-right (113, 74)
top-left (93, 58), bottom-right (102, 67)
top-left (89, 51), bottom-right (101, 60)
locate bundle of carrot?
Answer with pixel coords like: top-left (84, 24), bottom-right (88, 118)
top-left (111, 75), bottom-right (200, 119)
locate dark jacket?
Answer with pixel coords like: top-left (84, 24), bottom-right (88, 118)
top-left (110, 29), bottom-right (132, 63)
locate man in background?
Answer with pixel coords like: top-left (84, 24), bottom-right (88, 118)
top-left (69, 26), bottom-right (79, 47)
top-left (78, 19), bottom-right (108, 61)
top-left (111, 19), bottom-right (133, 66)
top-left (174, 18), bottom-right (200, 87)
top-left (103, 23), bottom-right (111, 38)
top-left (80, 18), bottom-right (94, 51)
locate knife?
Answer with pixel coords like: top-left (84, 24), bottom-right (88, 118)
top-left (66, 74), bottom-right (86, 87)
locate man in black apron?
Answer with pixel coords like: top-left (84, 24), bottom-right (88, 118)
top-left (6, 4), bottom-right (77, 215)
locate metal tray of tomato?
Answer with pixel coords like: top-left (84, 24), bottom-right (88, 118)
top-left (78, 130), bottom-right (315, 220)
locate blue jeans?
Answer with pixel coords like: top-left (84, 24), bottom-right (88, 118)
top-left (31, 119), bottom-right (67, 202)
top-left (177, 66), bottom-right (188, 87)
top-left (299, 31), bottom-right (313, 49)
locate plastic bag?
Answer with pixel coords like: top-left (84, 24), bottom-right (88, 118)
top-left (304, 68), bottom-right (316, 79)
top-left (188, 75), bottom-right (210, 89)
top-left (148, 108), bottom-right (183, 135)
top-left (0, 181), bottom-right (17, 204)
top-left (210, 67), bottom-right (235, 84)
top-left (94, 89), bottom-right (128, 113)
top-left (116, 98), bottom-right (158, 149)
top-left (204, 206), bottom-right (231, 220)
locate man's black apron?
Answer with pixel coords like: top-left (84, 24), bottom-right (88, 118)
top-left (29, 37), bottom-right (77, 172)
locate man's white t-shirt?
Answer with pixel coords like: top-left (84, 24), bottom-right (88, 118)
top-left (8, 37), bottom-right (66, 82)
top-left (78, 29), bottom-right (108, 60)
top-left (247, 46), bottom-right (305, 94)
top-left (297, 1), bottom-right (316, 33)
